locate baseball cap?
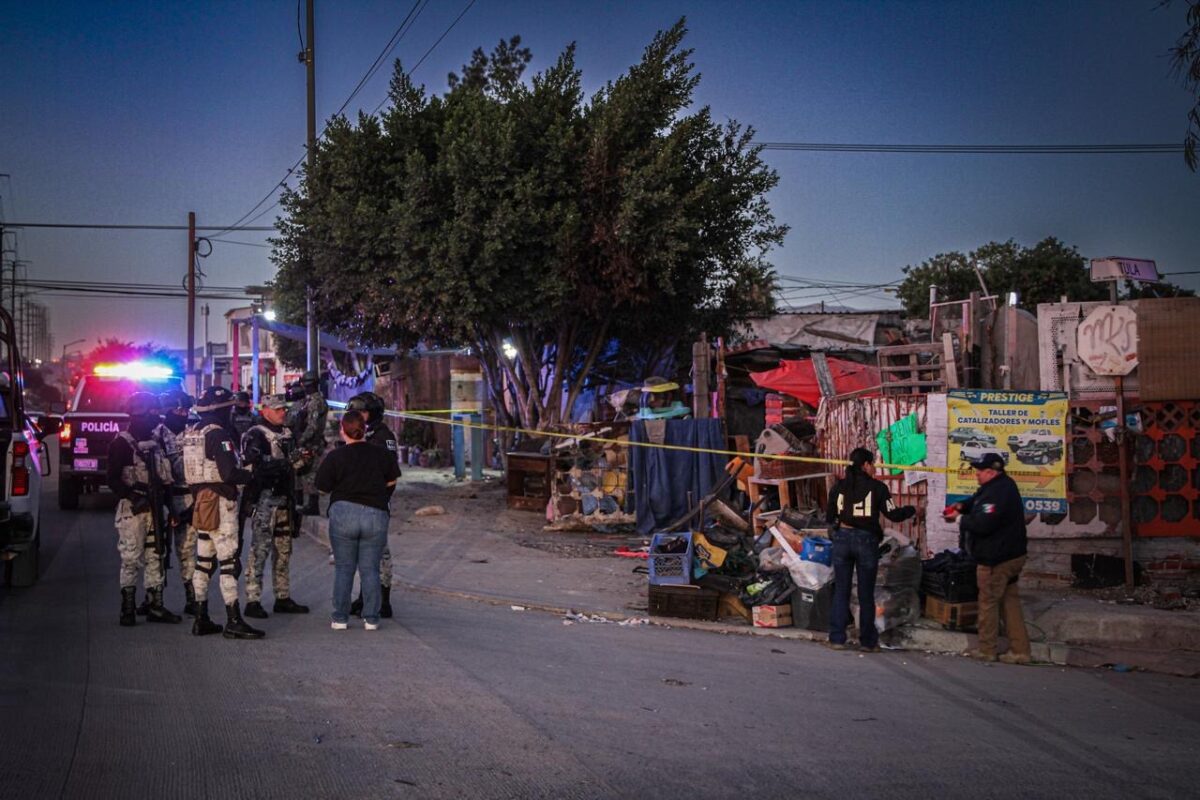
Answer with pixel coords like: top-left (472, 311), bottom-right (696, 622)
top-left (969, 452), bottom-right (1007, 471)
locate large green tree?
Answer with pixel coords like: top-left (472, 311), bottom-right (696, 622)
top-left (1165, 0), bottom-right (1200, 170)
top-left (897, 237), bottom-right (1192, 317)
top-left (272, 21), bottom-right (784, 428)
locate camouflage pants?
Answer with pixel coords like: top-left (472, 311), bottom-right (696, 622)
top-left (245, 493), bottom-right (293, 603)
top-left (169, 494), bottom-right (196, 582)
top-left (191, 496), bottom-right (240, 606)
top-left (115, 499), bottom-right (164, 590)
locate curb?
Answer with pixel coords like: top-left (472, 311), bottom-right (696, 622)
top-left (304, 516), bottom-right (1199, 675)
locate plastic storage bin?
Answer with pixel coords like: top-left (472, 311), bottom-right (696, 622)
top-left (648, 533), bottom-right (693, 586)
top-left (800, 536), bottom-right (833, 566)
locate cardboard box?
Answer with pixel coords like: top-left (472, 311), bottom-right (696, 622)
top-left (752, 604), bottom-right (794, 628)
top-left (924, 595), bottom-right (978, 631)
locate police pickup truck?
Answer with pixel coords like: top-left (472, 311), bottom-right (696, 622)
top-left (57, 363), bottom-right (185, 510)
top-left (0, 308), bottom-right (61, 586)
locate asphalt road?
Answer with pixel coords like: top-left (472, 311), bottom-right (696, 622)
top-left (2, 483), bottom-right (1199, 799)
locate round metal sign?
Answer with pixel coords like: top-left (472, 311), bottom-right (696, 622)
top-left (1077, 305), bottom-right (1138, 376)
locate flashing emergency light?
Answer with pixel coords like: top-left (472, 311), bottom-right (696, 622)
top-left (92, 362), bottom-right (176, 380)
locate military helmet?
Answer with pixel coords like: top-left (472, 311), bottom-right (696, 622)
top-left (159, 389), bottom-right (193, 411)
top-left (125, 391), bottom-right (160, 417)
top-left (347, 391), bottom-right (385, 424)
top-left (195, 385), bottom-right (237, 412)
top-left (300, 370), bottom-right (320, 388)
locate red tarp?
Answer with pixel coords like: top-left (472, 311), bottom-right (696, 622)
top-left (750, 357), bottom-right (881, 407)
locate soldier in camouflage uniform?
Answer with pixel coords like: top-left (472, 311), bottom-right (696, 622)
top-left (153, 389), bottom-right (199, 615)
top-left (106, 392), bottom-right (182, 627)
top-left (184, 385), bottom-right (264, 640)
top-left (347, 391), bottom-right (399, 618)
top-left (240, 395), bottom-right (309, 618)
top-left (287, 370), bottom-right (328, 515)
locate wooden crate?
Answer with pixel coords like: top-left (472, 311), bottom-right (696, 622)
top-left (924, 595), bottom-right (978, 631)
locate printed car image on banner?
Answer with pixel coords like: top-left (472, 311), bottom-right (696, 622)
top-left (946, 390), bottom-right (1068, 514)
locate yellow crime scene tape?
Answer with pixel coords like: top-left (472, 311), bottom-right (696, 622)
top-left (325, 403), bottom-right (956, 476)
top-left (326, 403), bottom-right (1068, 481)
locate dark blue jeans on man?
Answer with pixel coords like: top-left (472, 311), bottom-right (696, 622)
top-left (829, 527), bottom-right (880, 648)
top-left (328, 501), bottom-right (389, 625)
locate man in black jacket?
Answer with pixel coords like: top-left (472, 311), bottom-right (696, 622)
top-left (944, 452), bottom-right (1031, 664)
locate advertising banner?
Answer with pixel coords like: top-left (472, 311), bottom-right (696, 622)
top-left (946, 390), bottom-right (1068, 514)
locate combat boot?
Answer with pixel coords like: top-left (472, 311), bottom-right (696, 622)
top-left (145, 587), bottom-right (182, 624)
top-left (223, 601), bottom-right (266, 640)
top-left (350, 594), bottom-right (364, 617)
top-left (191, 601), bottom-right (222, 636)
top-left (243, 600), bottom-right (269, 619)
top-left (120, 586), bottom-right (137, 627)
top-left (380, 587), bottom-right (393, 619)
top-left (183, 583), bottom-right (198, 617)
top-left (273, 597), bottom-right (309, 614)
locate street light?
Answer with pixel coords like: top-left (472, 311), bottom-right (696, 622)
top-left (61, 339), bottom-right (85, 360)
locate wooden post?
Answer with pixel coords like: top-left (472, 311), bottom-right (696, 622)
top-left (692, 334), bottom-right (711, 418)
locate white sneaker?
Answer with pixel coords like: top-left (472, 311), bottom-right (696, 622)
top-left (331, 621), bottom-right (348, 630)
top-left (364, 621), bottom-right (379, 631)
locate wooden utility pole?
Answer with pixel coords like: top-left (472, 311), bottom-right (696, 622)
top-left (304, 0), bottom-right (319, 374)
top-left (187, 211), bottom-right (197, 393)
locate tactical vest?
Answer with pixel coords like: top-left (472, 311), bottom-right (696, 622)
top-left (154, 424), bottom-right (187, 485)
top-left (118, 432), bottom-right (174, 488)
top-left (182, 424), bottom-right (226, 485)
top-left (244, 424), bottom-right (290, 460)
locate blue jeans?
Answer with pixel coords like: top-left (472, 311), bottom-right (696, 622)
top-left (328, 501), bottom-right (389, 625)
top-left (829, 528), bottom-right (881, 648)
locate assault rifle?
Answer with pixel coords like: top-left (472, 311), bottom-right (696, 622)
top-left (137, 442), bottom-right (171, 584)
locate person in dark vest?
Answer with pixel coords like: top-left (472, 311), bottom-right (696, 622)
top-left (944, 452), bottom-right (1031, 664)
top-left (825, 447), bottom-right (916, 652)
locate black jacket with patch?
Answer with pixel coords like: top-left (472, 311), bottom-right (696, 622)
top-left (826, 474), bottom-right (915, 538)
top-left (959, 472), bottom-right (1027, 566)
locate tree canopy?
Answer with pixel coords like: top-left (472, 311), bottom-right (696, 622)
top-left (1165, 0), bottom-right (1200, 170)
top-left (272, 20), bottom-right (785, 428)
top-left (896, 237), bottom-right (1193, 318)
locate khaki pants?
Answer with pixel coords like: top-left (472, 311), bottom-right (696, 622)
top-left (976, 555), bottom-right (1031, 657)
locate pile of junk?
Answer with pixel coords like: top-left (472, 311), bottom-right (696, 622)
top-left (640, 466), bottom-right (928, 638)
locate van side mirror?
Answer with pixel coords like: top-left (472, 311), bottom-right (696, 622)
top-left (35, 416), bottom-right (62, 438)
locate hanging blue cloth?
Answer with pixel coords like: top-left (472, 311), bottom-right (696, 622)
top-left (630, 419), bottom-right (728, 534)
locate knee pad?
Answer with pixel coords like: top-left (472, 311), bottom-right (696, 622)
top-left (196, 555), bottom-right (218, 576)
top-left (218, 557), bottom-right (240, 577)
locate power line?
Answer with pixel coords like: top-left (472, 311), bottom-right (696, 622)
top-left (371, 0), bottom-right (478, 115)
top-left (3, 222), bottom-right (274, 231)
top-left (219, 0), bottom-right (449, 237)
top-left (759, 142), bottom-right (1184, 154)
top-left (335, 0), bottom-right (428, 119)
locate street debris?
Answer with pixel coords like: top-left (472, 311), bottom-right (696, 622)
top-left (414, 505), bottom-right (447, 517)
top-left (561, 611), bottom-right (649, 627)
top-left (662, 678), bottom-right (692, 687)
top-left (510, 605), bottom-right (526, 612)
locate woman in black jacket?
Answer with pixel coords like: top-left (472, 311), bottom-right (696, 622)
top-left (825, 448), bottom-right (916, 652)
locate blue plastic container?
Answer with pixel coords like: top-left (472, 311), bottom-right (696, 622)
top-left (800, 536), bottom-right (833, 566)
top-left (648, 533), bottom-right (694, 586)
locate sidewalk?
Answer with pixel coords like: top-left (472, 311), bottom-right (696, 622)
top-left (303, 469), bottom-right (1200, 677)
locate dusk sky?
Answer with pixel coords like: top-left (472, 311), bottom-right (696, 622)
top-left (1, 0), bottom-right (1197, 352)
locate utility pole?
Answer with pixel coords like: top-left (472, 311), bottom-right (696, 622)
top-left (304, 0), bottom-right (319, 374)
top-left (187, 211), bottom-right (197, 393)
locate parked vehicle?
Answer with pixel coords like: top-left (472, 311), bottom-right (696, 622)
top-left (1007, 427), bottom-right (1058, 452)
top-left (1016, 439), bottom-right (1064, 465)
top-left (958, 441), bottom-right (1010, 465)
top-left (57, 362), bottom-right (184, 510)
top-left (948, 426), bottom-right (995, 446)
top-left (0, 308), bottom-right (60, 586)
